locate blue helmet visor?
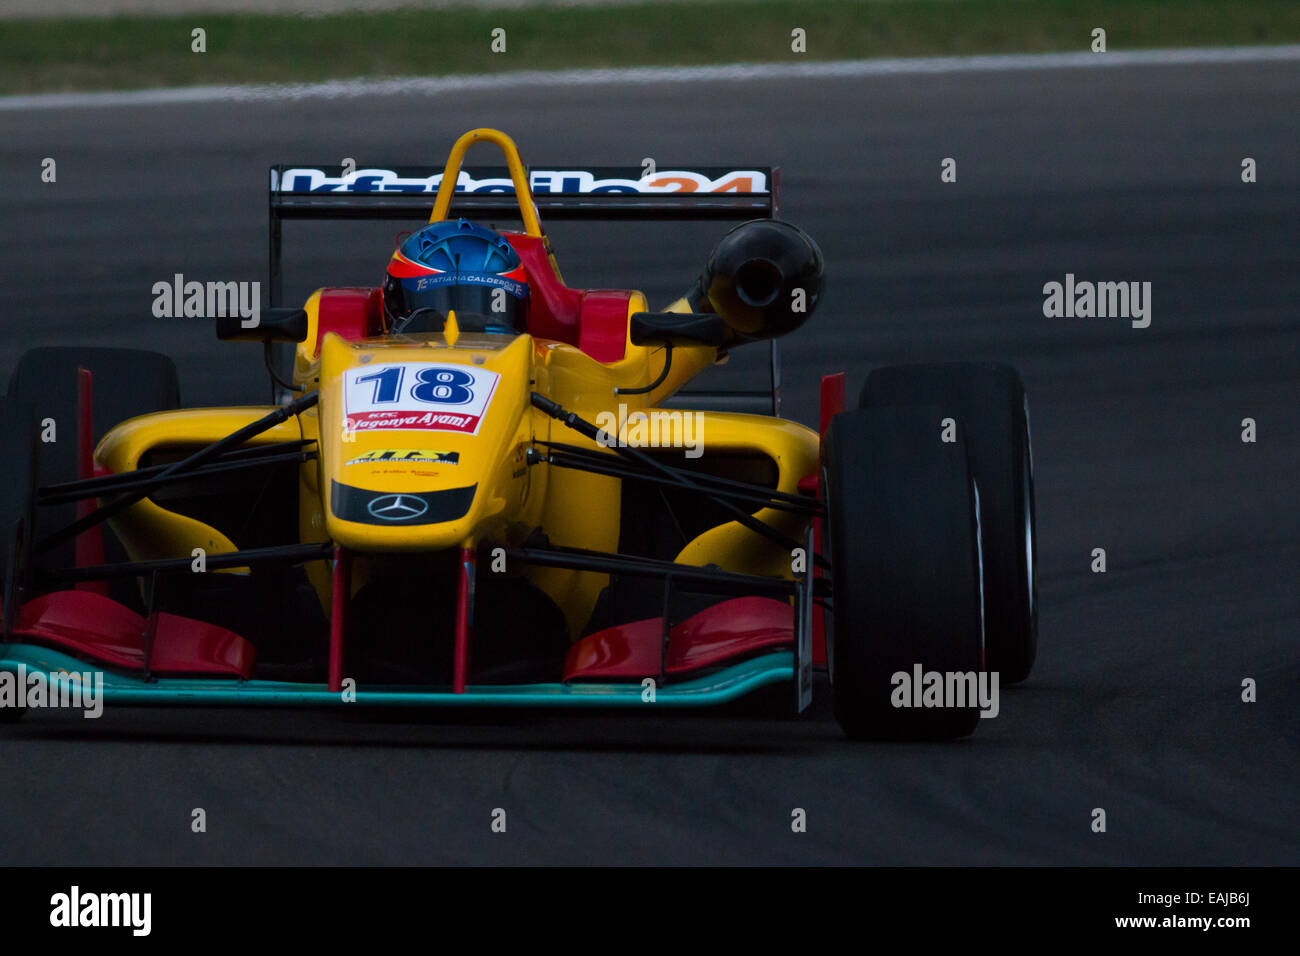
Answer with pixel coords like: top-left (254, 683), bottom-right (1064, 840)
top-left (385, 273), bottom-right (527, 334)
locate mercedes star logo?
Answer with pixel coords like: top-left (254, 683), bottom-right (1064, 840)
top-left (367, 493), bottom-right (429, 521)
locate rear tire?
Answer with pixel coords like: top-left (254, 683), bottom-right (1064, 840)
top-left (864, 363), bottom-right (1037, 683)
top-left (823, 405), bottom-right (985, 740)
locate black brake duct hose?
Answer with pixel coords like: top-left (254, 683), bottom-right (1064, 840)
top-left (614, 342), bottom-right (672, 396)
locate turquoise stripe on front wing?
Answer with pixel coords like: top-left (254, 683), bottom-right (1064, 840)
top-left (0, 644), bottom-right (792, 708)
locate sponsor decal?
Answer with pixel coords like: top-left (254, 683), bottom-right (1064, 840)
top-left (331, 480), bottom-right (477, 526)
top-left (275, 167), bottom-right (768, 196)
top-left (411, 272), bottom-right (526, 297)
top-left (345, 449), bottom-right (460, 465)
top-left (342, 362), bottom-right (500, 435)
top-left (366, 494), bottom-right (429, 521)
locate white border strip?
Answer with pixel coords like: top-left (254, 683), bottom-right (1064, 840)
top-left (3, 45), bottom-right (1299, 111)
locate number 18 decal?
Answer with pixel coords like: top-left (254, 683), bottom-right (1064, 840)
top-left (343, 363), bottom-right (500, 435)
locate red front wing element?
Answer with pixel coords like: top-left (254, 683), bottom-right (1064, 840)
top-left (11, 590), bottom-right (255, 677)
top-left (564, 596), bottom-right (794, 681)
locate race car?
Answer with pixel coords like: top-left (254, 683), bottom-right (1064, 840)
top-left (0, 128), bottom-right (1037, 739)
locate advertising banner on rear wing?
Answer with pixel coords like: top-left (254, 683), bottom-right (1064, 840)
top-left (269, 164), bottom-right (778, 222)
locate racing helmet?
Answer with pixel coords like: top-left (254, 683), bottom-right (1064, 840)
top-left (381, 219), bottom-right (529, 334)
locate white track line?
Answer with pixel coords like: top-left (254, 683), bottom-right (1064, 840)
top-left (3, 45), bottom-right (1299, 111)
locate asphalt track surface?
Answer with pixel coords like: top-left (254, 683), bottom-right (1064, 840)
top-left (0, 57), bottom-right (1296, 865)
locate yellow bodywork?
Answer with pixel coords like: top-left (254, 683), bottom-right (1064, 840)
top-left (93, 128), bottom-right (820, 640)
top-left (97, 408), bottom-right (305, 578)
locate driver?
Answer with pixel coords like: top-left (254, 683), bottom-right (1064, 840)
top-left (380, 218), bottom-right (530, 335)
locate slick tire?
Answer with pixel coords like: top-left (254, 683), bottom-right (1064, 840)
top-left (863, 363), bottom-right (1037, 683)
top-left (823, 404), bottom-right (985, 740)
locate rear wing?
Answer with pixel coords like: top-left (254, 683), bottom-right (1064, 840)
top-left (268, 164), bottom-right (778, 305)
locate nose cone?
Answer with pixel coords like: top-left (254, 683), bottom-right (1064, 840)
top-left (315, 331), bottom-right (534, 551)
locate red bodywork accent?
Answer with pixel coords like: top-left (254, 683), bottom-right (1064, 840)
top-left (11, 590), bottom-right (254, 677)
top-left (452, 547), bottom-right (473, 693)
top-left (502, 234), bottom-right (582, 344)
top-left (314, 287), bottom-right (384, 352)
top-left (329, 546), bottom-right (349, 693)
top-left (575, 291), bottom-right (631, 363)
top-left (75, 368), bottom-right (108, 595)
top-left (504, 234), bottom-right (632, 362)
top-left (819, 372), bottom-right (846, 438)
top-left (564, 597), bottom-right (794, 681)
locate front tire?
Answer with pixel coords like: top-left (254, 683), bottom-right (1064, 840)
top-left (864, 363), bottom-right (1037, 683)
top-left (823, 404), bottom-right (985, 740)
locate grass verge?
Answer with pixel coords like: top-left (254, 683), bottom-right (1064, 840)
top-left (2, 0), bottom-right (1297, 95)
